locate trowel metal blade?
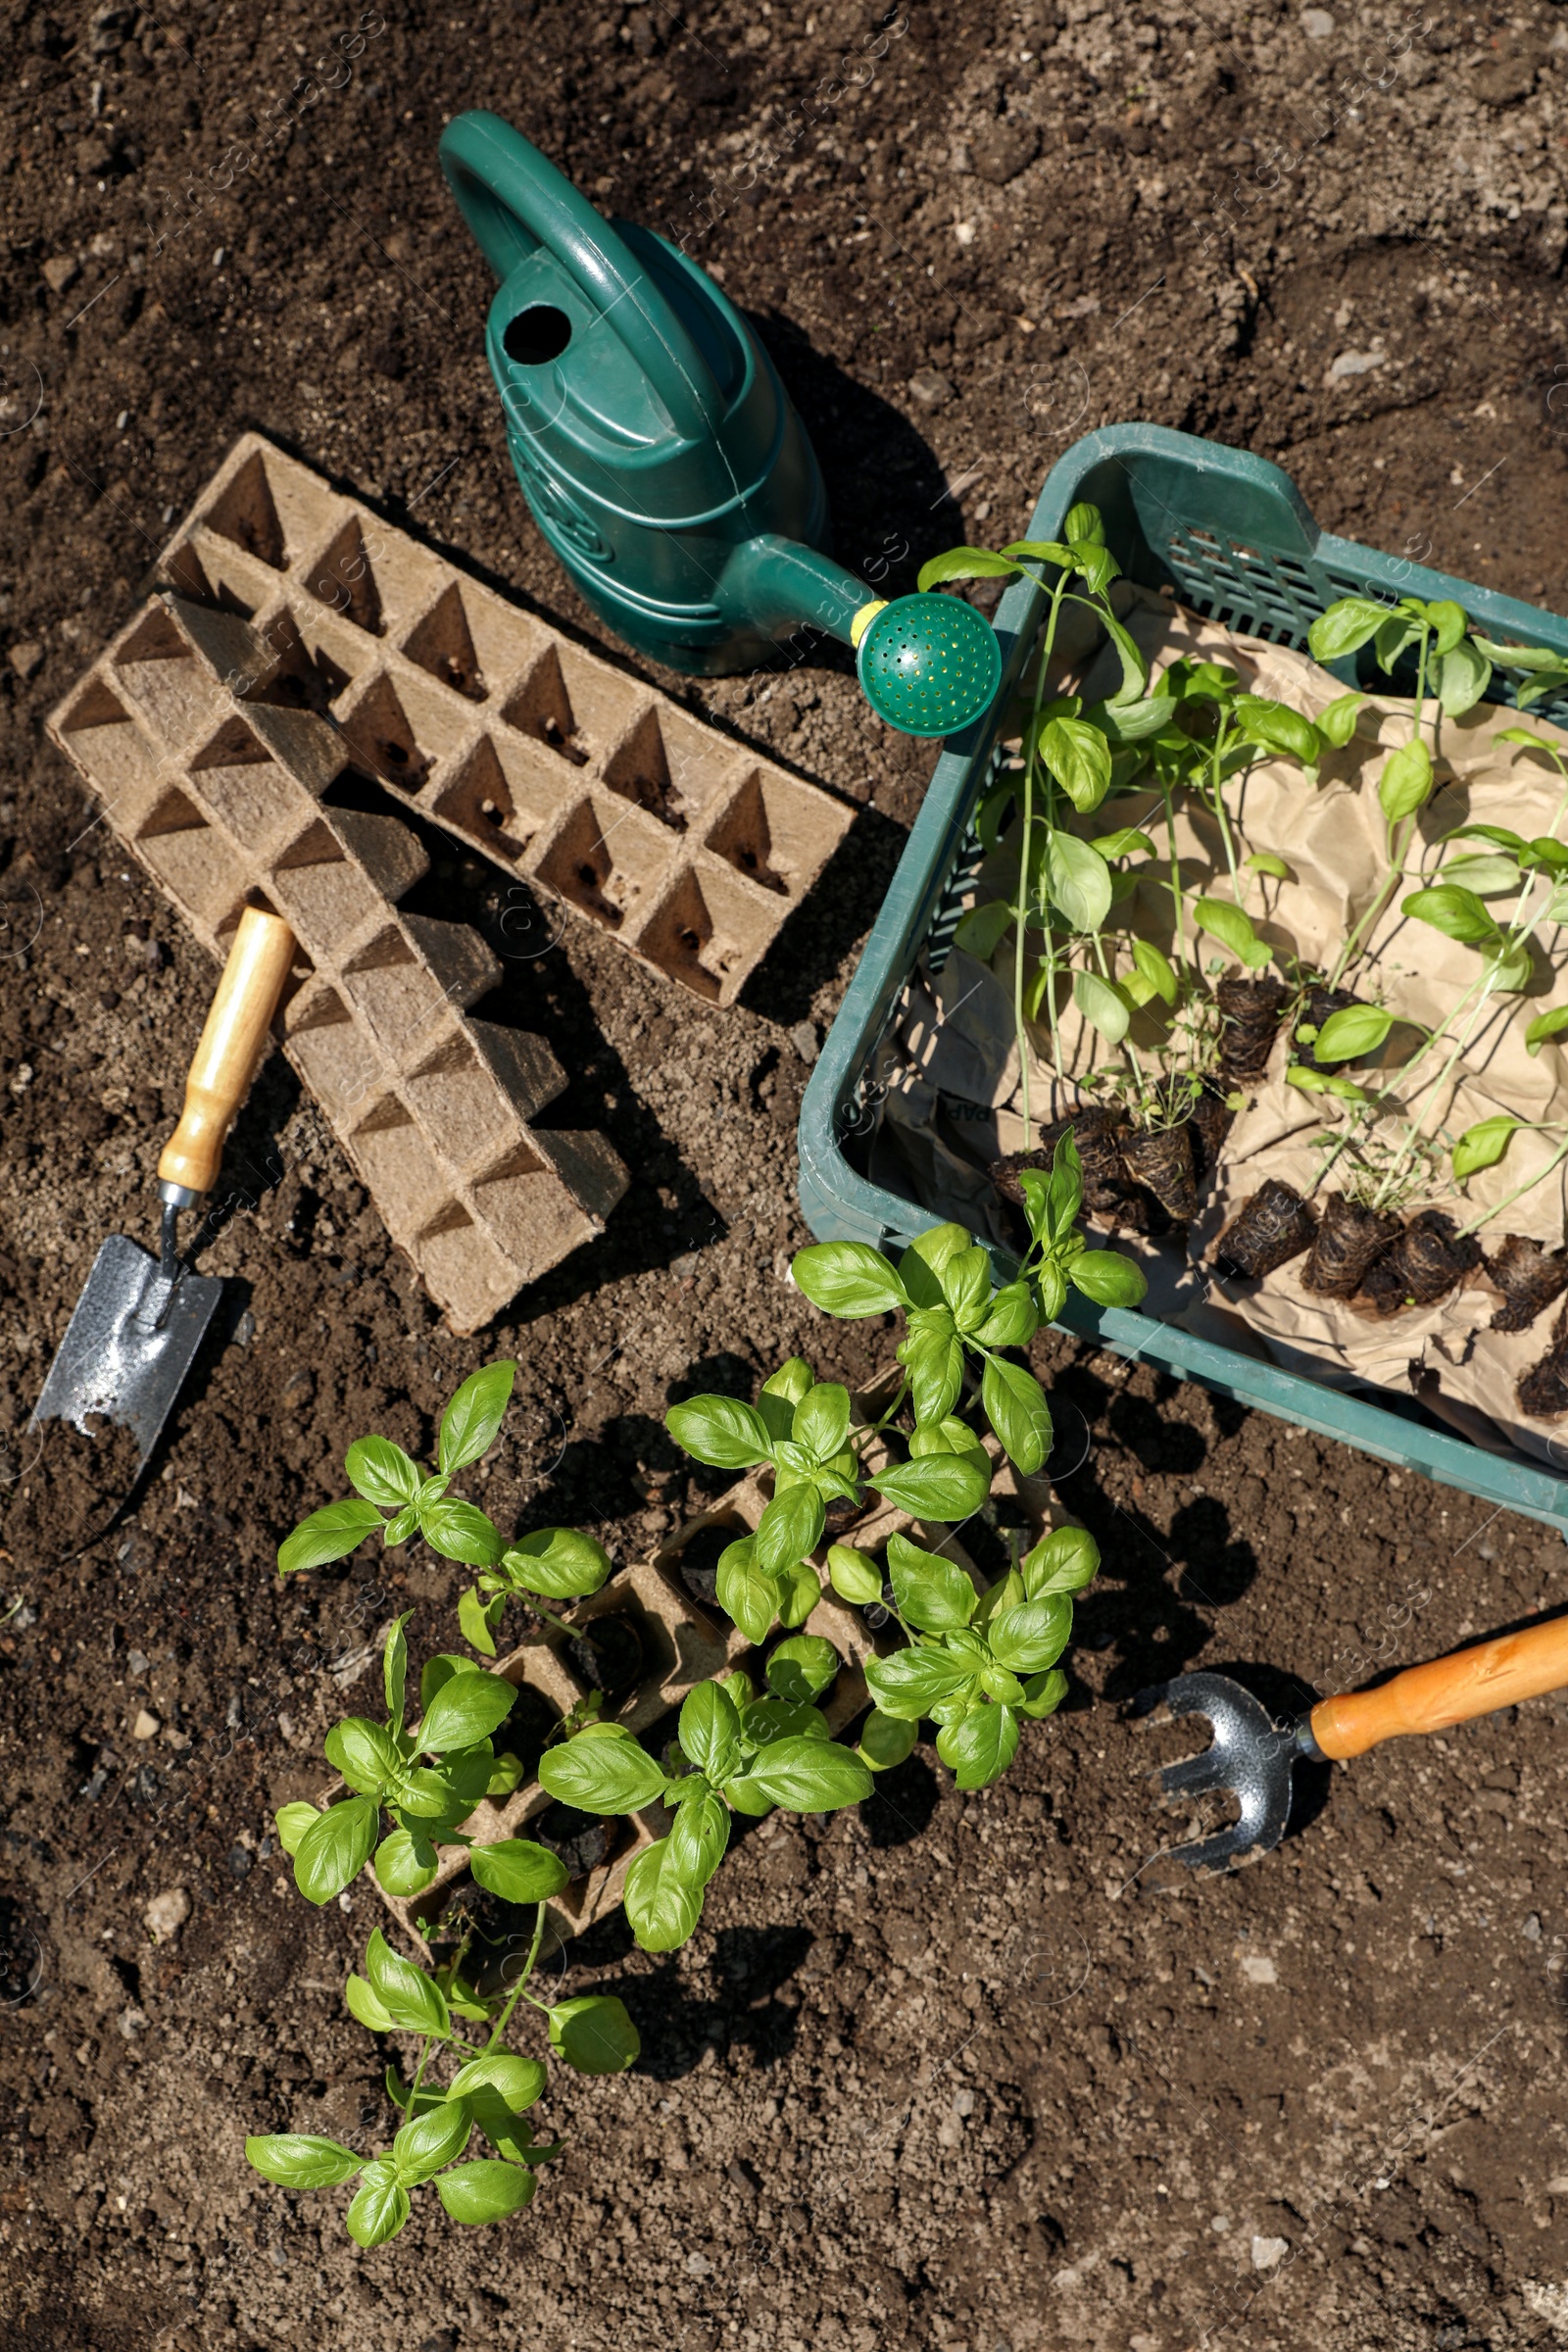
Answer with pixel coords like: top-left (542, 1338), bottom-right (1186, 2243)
top-left (28, 1232), bottom-right (224, 1473)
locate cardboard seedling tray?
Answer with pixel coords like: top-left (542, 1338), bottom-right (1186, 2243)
top-left (156, 435), bottom-right (857, 1006)
top-left (47, 594), bottom-right (627, 1333)
top-left (371, 1371), bottom-right (1056, 1958)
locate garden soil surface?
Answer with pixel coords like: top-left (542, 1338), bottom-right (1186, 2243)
top-left (6, 4), bottom-right (1568, 2348)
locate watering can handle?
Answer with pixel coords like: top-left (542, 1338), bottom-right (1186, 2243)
top-left (438, 111), bottom-right (724, 445)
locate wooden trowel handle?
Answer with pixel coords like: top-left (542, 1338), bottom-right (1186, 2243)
top-left (1309, 1613), bottom-right (1568, 1760)
top-left (157, 907), bottom-right (296, 1199)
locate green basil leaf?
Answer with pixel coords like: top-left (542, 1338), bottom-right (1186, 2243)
top-left (1130, 937), bottom-right (1178, 1006)
top-left (458, 1586), bottom-right (506, 1656)
top-left (448, 2052), bottom-right (547, 2112)
top-left (738, 1736), bottom-right (873, 1812)
top-left (665, 1788), bottom-right (731, 1889)
top-left (1071, 967), bottom-right (1129, 1045)
top-left (438, 1360), bottom-right (515, 1475)
top-left (500, 1527), bottom-right (612, 1599)
top-left (1021, 1525), bottom-right (1100, 1598)
top-left (1020, 1666), bottom-right (1069, 1719)
top-left (325, 1716), bottom-right (399, 1795)
top-left (664, 1395), bottom-right (775, 1468)
top-left (345, 2166), bottom-right (411, 2248)
top-left (1401, 883), bottom-right (1499, 946)
top-left (373, 1828), bottom-right (438, 1899)
top-left (537, 1732), bottom-right (668, 1815)
top-left (469, 1838), bottom-right (570, 1905)
top-left (936, 1701), bottom-right (1021, 1788)
top-left (1434, 636), bottom-right (1491, 717)
top-left (1311, 1004), bottom-right (1394, 1064)
top-left (393, 2097), bottom-right (472, 2184)
top-left (416, 1498), bottom-right (504, 1569)
top-left (792, 1381), bottom-right (852, 1463)
top-left (366, 1928), bottom-right (451, 2039)
top-left (1001, 534), bottom-right (1078, 564)
top-left (1525, 1004), bottom-right (1568, 1056)
top-left (743, 1695), bottom-right (829, 1745)
top-left (973, 1278), bottom-right (1039, 1349)
top-left (864, 1645), bottom-right (977, 1719)
top-left (345, 1437), bottom-right (423, 1511)
top-left (245, 2133), bottom-right (364, 2190)
top-left (981, 1355), bottom-right (1053, 1475)
top-left (826, 1544), bottom-right (884, 1606)
top-left (1306, 597), bottom-right (1389, 662)
top-left (623, 1838), bottom-right (706, 1953)
top-left (294, 1795), bottom-right (378, 1905)
top-left (989, 1593), bottom-right (1074, 1673)
top-left (1063, 503), bottom-right (1105, 547)
top-left (764, 1634), bottom-right (842, 1704)
top-left (1378, 736), bottom-right (1434, 827)
top-left (437, 2158), bottom-right (536, 2224)
top-left (899, 1323), bottom-right (965, 1425)
top-left (1451, 1114), bottom-right (1522, 1179)
top-left (858, 1709), bottom-right (919, 1772)
top-left (1068, 1249), bottom-right (1148, 1308)
top-left (715, 1536), bottom-right (783, 1644)
top-left (277, 1496), bottom-right (384, 1576)
top-left (1235, 693), bottom-right (1320, 765)
top-left (549, 1992), bottom-right (642, 2075)
top-left (1316, 689), bottom-right (1366, 748)
top-left (378, 1609), bottom-right (411, 1733)
top-left (871, 1450), bottom-right (991, 1522)
top-left (916, 547), bottom-right (1024, 588)
top-left (790, 1240), bottom-right (909, 1318)
top-left (1037, 717), bottom-right (1113, 815)
top-left (345, 1971), bottom-right (396, 2034)
top-left (1043, 826), bottom-right (1113, 930)
top-left (1441, 852), bottom-right (1522, 898)
top-left (939, 1244), bottom-right (993, 1333)
top-left (954, 898), bottom-right (1015, 959)
top-left (416, 1653), bottom-right (469, 1710)
top-left (888, 1531), bottom-right (978, 1633)
top-left (273, 1800), bottom-right (318, 1858)
top-left (417, 1671), bottom-right (516, 1756)
top-left (755, 1481), bottom-right (826, 1576)
top-left (678, 1681), bottom-right (742, 1779)
top-left (1194, 897), bottom-right (1271, 970)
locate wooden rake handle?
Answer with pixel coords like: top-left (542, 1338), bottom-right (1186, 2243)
top-left (1308, 1613), bottom-right (1568, 1760)
top-left (157, 907), bottom-right (296, 1199)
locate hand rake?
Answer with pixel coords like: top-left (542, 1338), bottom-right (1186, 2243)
top-left (1136, 1612), bottom-right (1568, 1872)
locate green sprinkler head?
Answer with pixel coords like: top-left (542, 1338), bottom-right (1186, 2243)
top-left (851, 592), bottom-right (1003, 739)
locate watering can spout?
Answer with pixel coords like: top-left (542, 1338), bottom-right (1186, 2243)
top-left (440, 112), bottom-right (1003, 739)
top-left (713, 534), bottom-right (883, 653)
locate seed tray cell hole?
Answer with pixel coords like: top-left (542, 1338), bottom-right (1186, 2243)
top-left (307, 515), bottom-right (384, 637)
top-left (501, 646), bottom-right (588, 764)
top-left (201, 448), bottom-right (288, 569)
top-left (401, 581), bottom-right (488, 702)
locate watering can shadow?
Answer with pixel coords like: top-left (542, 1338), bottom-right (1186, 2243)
top-left (439, 112), bottom-right (1000, 740)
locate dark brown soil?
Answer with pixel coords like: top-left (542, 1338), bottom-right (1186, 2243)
top-left (1486, 1233), bottom-right (1568, 1334)
top-left (2, 1421), bottom-right (146, 1565)
top-left (1361, 1209), bottom-right (1483, 1318)
top-left (1117, 1120), bottom-right (1199, 1224)
top-left (6, 5), bottom-right (1568, 2350)
top-left (1212, 1178), bottom-right (1319, 1285)
top-left (1215, 975), bottom-right (1289, 1087)
top-left (1302, 1192), bottom-right (1404, 1298)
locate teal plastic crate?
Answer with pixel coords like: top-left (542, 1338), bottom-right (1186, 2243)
top-left (798, 423), bottom-right (1568, 1533)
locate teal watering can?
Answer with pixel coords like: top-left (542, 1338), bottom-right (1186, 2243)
top-left (438, 113), bottom-right (1000, 739)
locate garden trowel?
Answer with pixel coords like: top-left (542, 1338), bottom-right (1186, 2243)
top-left (1135, 1610), bottom-right (1568, 1872)
top-left (29, 905), bottom-right (296, 1475)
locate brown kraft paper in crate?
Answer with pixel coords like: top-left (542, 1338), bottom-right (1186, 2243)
top-left (873, 592), bottom-right (1568, 1459)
